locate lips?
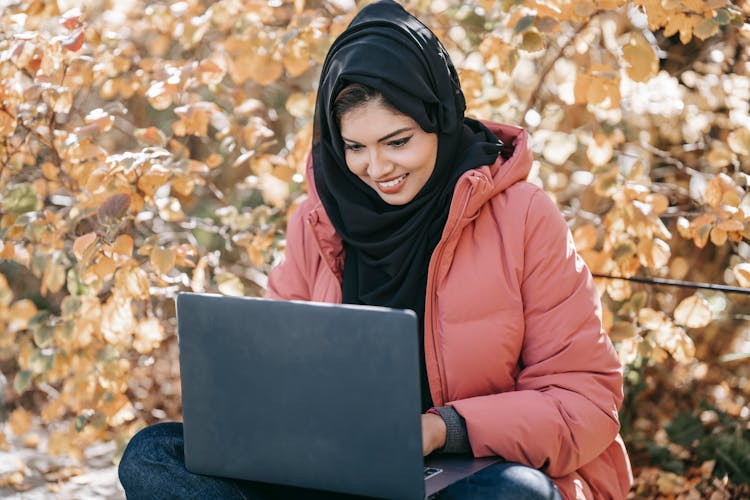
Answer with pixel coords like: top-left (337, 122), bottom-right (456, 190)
top-left (377, 173), bottom-right (408, 189)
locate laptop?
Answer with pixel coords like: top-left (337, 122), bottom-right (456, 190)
top-left (176, 292), bottom-right (501, 499)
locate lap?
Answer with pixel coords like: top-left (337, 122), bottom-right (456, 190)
top-left (120, 423), bottom-right (560, 500)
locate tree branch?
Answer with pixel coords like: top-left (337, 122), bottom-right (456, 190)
top-left (522, 14), bottom-right (600, 120)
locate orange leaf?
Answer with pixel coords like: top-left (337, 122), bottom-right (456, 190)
top-left (622, 33), bottom-right (659, 82)
top-left (134, 127), bottom-right (167, 147)
top-left (728, 128), bottom-right (750, 156)
top-left (197, 59), bottom-right (226, 85)
top-left (733, 263), bottom-right (750, 288)
top-left (61, 29), bottom-right (85, 52)
top-left (8, 407), bottom-right (33, 436)
top-left (674, 295), bottom-right (712, 328)
top-left (8, 299), bottom-right (37, 332)
top-left (113, 235), bottom-right (133, 257)
top-left (114, 265), bottom-right (149, 300)
top-left (60, 8), bottom-right (82, 30)
top-left (73, 232), bottom-right (97, 262)
top-left (150, 247), bottom-right (175, 275)
top-left (573, 225), bottom-right (598, 251)
top-left (133, 317), bottom-right (166, 354)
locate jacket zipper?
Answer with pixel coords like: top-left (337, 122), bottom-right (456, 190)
top-left (425, 175), bottom-right (477, 406)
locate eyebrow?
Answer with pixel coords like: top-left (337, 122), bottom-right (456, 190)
top-left (342, 127), bottom-right (415, 144)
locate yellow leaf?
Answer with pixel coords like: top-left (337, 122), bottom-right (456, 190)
top-left (8, 407), bottom-right (33, 436)
top-left (101, 393), bottom-right (136, 426)
top-left (693, 220), bottom-right (713, 248)
top-left (91, 254), bottom-right (116, 281)
top-left (260, 173), bottom-right (290, 209)
top-left (733, 263), bottom-right (750, 288)
top-left (9, 299), bottom-right (38, 332)
top-left (249, 52), bottom-right (283, 86)
top-left (609, 321), bottom-right (637, 342)
top-left (674, 295), bottom-right (712, 328)
top-left (607, 278), bottom-right (632, 301)
top-left (41, 258), bottom-right (66, 295)
top-left (0, 108), bottom-right (16, 136)
top-left (650, 239), bottom-right (669, 268)
top-left (710, 226), bottom-right (727, 246)
top-left (191, 255), bottom-right (209, 293)
top-left (145, 81), bottom-right (177, 110)
top-left (587, 137), bottom-right (613, 167)
top-left (520, 30), bottom-right (545, 52)
top-left (717, 218), bottom-right (744, 232)
top-left (622, 33), bottom-right (658, 82)
top-left (479, 36), bottom-right (518, 74)
top-left (205, 154), bottom-right (223, 169)
top-left (286, 92), bottom-right (314, 119)
top-left (217, 272), bottom-right (244, 297)
top-left (45, 87), bottom-right (73, 114)
top-left (728, 128), bottom-right (750, 156)
top-left (668, 327), bottom-right (696, 364)
top-left (172, 176), bottom-right (196, 197)
top-left (617, 336), bottom-right (641, 365)
top-left (137, 164), bottom-right (170, 196)
top-left (573, 225), bottom-right (598, 251)
top-left (150, 247), bottom-right (175, 275)
top-left (172, 243), bottom-right (197, 267)
top-left (645, 193), bottom-right (669, 216)
top-left (693, 17), bottom-right (719, 40)
top-left (100, 296), bottom-right (136, 345)
top-left (542, 132), bottom-right (577, 166)
top-left (113, 235), bottom-right (134, 257)
top-left (134, 127), bottom-right (167, 147)
top-left (73, 233), bottom-right (97, 262)
top-left (706, 145), bottom-right (733, 169)
top-left (197, 58), bottom-right (226, 85)
top-left (133, 317), bottom-right (166, 354)
top-left (115, 265), bottom-right (149, 300)
top-left (283, 38), bottom-right (310, 77)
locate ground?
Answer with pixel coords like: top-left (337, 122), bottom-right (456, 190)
top-left (0, 430), bottom-right (123, 500)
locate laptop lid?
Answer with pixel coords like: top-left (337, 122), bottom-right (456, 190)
top-left (176, 292), bottom-right (425, 499)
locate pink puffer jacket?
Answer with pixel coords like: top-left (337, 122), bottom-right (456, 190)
top-left (266, 122), bottom-right (633, 499)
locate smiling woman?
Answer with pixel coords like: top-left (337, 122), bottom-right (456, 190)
top-left (337, 91), bottom-right (438, 205)
top-left (118, 1), bottom-right (633, 498)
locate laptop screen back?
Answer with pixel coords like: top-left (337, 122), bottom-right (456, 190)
top-left (176, 293), bottom-right (425, 499)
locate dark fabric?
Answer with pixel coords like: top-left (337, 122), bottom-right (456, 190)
top-left (432, 406), bottom-right (471, 454)
top-left (312, 0), bottom-right (502, 412)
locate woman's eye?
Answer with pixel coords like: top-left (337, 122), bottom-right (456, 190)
top-left (344, 143), bottom-right (363, 152)
top-left (388, 136), bottom-right (411, 148)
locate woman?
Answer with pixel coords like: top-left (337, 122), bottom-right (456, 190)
top-left (119, 1), bottom-right (632, 498)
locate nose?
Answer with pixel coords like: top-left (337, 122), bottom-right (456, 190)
top-left (366, 149), bottom-right (394, 179)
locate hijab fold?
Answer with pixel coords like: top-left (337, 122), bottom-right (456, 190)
top-left (312, 0), bottom-right (502, 411)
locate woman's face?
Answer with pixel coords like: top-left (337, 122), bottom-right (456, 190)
top-left (339, 99), bottom-right (438, 205)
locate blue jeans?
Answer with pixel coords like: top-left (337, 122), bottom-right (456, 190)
top-left (118, 422), bottom-right (562, 499)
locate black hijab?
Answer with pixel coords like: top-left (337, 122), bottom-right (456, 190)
top-left (312, 0), bottom-right (502, 409)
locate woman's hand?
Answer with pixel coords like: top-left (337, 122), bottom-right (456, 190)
top-left (421, 412), bottom-right (447, 456)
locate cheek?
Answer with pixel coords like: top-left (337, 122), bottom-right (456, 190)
top-left (344, 151), bottom-right (363, 175)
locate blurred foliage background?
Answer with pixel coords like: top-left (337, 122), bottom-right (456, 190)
top-left (1, 0), bottom-right (749, 497)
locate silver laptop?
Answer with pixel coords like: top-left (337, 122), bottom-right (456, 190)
top-left (176, 293), bottom-right (501, 499)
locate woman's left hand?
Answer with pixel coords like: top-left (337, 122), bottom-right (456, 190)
top-left (421, 412), bottom-right (447, 456)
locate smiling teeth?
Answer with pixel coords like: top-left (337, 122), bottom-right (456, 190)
top-left (379, 174), bottom-right (407, 188)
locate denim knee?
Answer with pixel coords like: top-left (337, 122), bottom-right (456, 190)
top-left (477, 462), bottom-right (561, 500)
top-left (440, 461), bottom-right (561, 500)
top-left (118, 422), bottom-right (184, 493)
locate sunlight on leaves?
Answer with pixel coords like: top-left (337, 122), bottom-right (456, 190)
top-left (674, 295), bottom-right (712, 329)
